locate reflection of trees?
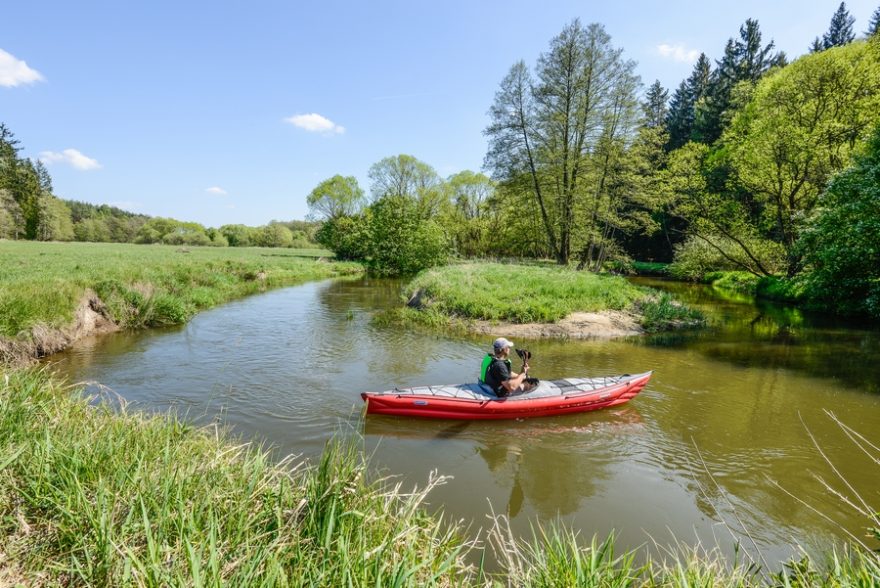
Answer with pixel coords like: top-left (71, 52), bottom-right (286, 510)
top-left (634, 279), bottom-right (880, 394)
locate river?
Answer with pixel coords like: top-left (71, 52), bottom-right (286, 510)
top-left (48, 276), bottom-right (880, 569)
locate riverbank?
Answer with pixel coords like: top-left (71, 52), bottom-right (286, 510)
top-left (0, 241), bottom-right (362, 365)
top-left (1, 368), bottom-right (877, 586)
top-left (377, 263), bottom-right (704, 338)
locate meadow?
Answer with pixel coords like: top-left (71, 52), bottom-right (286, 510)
top-left (0, 241), bottom-right (361, 361)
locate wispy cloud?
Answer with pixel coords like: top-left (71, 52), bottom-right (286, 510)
top-left (205, 186), bottom-right (228, 195)
top-left (0, 48), bottom-right (44, 87)
top-left (656, 43), bottom-right (700, 63)
top-left (283, 113), bottom-right (345, 134)
top-left (39, 148), bottom-right (101, 170)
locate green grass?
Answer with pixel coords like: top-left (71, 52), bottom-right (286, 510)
top-left (403, 263), bottom-right (646, 323)
top-left (0, 241), bottom-right (361, 340)
top-left (0, 368), bottom-right (473, 586)
top-left (2, 368), bottom-right (878, 586)
top-left (394, 263), bottom-right (703, 331)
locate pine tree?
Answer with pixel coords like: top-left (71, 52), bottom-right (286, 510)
top-left (665, 55), bottom-right (711, 150)
top-left (642, 80), bottom-right (668, 130)
top-left (868, 5), bottom-right (880, 36)
top-left (822, 2), bottom-right (856, 48)
top-left (694, 20), bottom-right (780, 144)
top-left (809, 37), bottom-right (824, 53)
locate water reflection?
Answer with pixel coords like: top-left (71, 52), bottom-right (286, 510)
top-left (46, 276), bottom-right (880, 569)
top-left (633, 278), bottom-right (880, 393)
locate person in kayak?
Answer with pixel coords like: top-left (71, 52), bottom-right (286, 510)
top-left (480, 337), bottom-right (533, 397)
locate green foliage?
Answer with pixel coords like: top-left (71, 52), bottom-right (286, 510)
top-left (725, 39), bottom-right (880, 273)
top-left (315, 213), bottom-right (372, 261)
top-left (485, 21), bottom-right (642, 266)
top-left (368, 154), bottom-right (444, 217)
top-left (799, 124), bottom-right (880, 317)
top-left (306, 174), bottom-right (365, 220)
top-left (254, 223), bottom-right (294, 248)
top-left (669, 234), bottom-right (786, 281)
top-left (367, 195), bottom-right (448, 276)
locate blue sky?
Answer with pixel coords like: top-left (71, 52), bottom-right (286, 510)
top-left (2, 0), bottom-right (878, 227)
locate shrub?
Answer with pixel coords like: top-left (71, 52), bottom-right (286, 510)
top-left (669, 235), bottom-right (786, 281)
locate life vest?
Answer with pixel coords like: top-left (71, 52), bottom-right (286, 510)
top-left (480, 353), bottom-right (510, 384)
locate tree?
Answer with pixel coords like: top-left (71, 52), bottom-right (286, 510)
top-left (367, 154), bottom-right (443, 217)
top-left (306, 175), bottom-right (365, 220)
top-left (662, 143), bottom-right (781, 277)
top-left (809, 37), bottom-right (824, 53)
top-left (255, 223), bottom-right (294, 248)
top-left (643, 81), bottom-right (668, 130)
top-left (35, 195), bottom-right (74, 241)
top-left (0, 188), bottom-right (24, 239)
top-left (694, 20), bottom-right (782, 144)
top-left (219, 224), bottom-right (255, 247)
top-left (822, 2), bottom-right (856, 49)
top-left (485, 20), bottom-right (640, 265)
top-left (444, 171), bottom-right (496, 257)
top-left (726, 39), bottom-right (880, 274)
top-left (665, 55), bottom-right (711, 150)
top-left (870, 6), bottom-right (880, 36)
top-left (800, 124), bottom-right (880, 317)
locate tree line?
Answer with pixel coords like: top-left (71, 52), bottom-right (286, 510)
top-left (312, 3), bottom-right (880, 317)
top-left (0, 124), bottom-right (320, 249)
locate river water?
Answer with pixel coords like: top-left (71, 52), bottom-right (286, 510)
top-left (48, 276), bottom-right (880, 568)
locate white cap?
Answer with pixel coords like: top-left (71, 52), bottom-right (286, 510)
top-left (493, 337), bottom-right (514, 351)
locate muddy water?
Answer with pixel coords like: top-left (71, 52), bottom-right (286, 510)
top-left (49, 277), bottom-right (880, 567)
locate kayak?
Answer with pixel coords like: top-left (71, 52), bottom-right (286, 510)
top-left (361, 371), bottom-right (652, 420)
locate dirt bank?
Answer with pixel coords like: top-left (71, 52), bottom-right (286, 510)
top-left (467, 310), bottom-right (644, 339)
top-left (0, 291), bottom-right (119, 367)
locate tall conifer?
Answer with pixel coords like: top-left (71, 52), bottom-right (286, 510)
top-left (822, 2), bottom-right (856, 48)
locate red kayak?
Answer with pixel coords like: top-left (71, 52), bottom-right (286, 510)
top-left (361, 371), bottom-right (652, 420)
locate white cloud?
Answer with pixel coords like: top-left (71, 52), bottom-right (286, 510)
top-left (39, 148), bottom-right (101, 170)
top-left (283, 113), bottom-right (345, 134)
top-left (656, 43), bottom-right (701, 63)
top-left (0, 48), bottom-right (44, 87)
top-left (205, 186), bottom-right (228, 195)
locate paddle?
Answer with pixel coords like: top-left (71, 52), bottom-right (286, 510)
top-left (515, 348), bottom-right (540, 388)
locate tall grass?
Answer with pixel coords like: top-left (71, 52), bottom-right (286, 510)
top-left (0, 368), bottom-right (473, 586)
top-left (0, 241), bottom-right (361, 339)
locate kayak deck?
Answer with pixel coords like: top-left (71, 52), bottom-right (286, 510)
top-left (361, 371), bottom-right (652, 420)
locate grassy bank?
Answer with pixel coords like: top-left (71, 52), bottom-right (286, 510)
top-left (381, 263), bottom-right (703, 333)
top-left (0, 368), bottom-right (471, 586)
top-left (0, 241), bottom-right (362, 363)
top-left (2, 368), bottom-right (878, 586)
